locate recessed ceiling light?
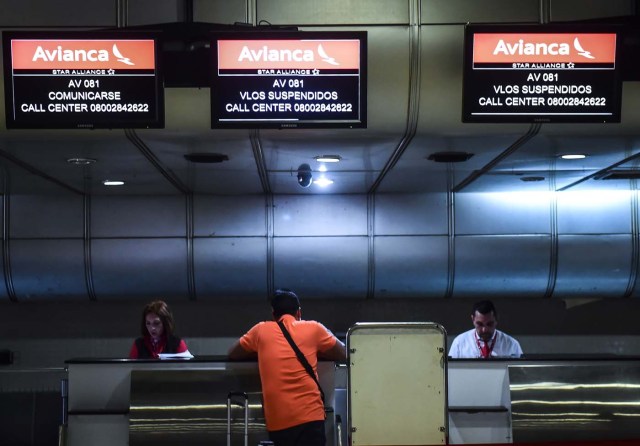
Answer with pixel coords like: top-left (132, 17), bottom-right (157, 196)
top-left (560, 154), bottom-right (587, 160)
top-left (314, 177), bottom-right (334, 187)
top-left (67, 157), bottom-right (97, 165)
top-left (314, 155), bottom-right (341, 163)
top-left (102, 180), bottom-right (125, 186)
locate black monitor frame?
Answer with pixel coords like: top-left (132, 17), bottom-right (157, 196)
top-left (462, 24), bottom-right (623, 124)
top-left (210, 30), bottom-right (367, 129)
top-left (3, 30), bottom-right (164, 129)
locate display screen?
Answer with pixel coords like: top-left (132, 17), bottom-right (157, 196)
top-left (211, 31), bottom-right (367, 129)
top-left (462, 25), bottom-right (622, 123)
top-left (3, 31), bottom-right (164, 129)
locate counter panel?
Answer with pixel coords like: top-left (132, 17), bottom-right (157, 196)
top-left (66, 358), bottom-right (340, 446)
top-left (510, 362), bottom-right (640, 443)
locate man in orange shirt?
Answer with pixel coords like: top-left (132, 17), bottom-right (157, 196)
top-left (228, 289), bottom-right (347, 446)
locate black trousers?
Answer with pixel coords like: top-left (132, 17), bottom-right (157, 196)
top-left (268, 420), bottom-right (326, 446)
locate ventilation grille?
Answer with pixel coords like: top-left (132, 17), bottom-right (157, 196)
top-left (427, 151), bottom-right (474, 163)
top-left (184, 153), bottom-right (229, 163)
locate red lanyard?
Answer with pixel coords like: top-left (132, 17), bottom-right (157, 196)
top-left (475, 333), bottom-right (496, 358)
top-left (146, 336), bottom-right (166, 358)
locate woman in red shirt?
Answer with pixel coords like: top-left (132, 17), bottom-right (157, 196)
top-left (128, 300), bottom-right (189, 359)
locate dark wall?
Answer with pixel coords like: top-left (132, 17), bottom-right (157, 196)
top-left (1, 297), bottom-right (639, 340)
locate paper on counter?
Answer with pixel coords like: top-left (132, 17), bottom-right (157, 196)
top-left (158, 350), bottom-right (194, 360)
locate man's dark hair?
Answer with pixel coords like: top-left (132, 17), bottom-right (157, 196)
top-left (271, 288), bottom-right (301, 318)
top-left (472, 300), bottom-right (497, 318)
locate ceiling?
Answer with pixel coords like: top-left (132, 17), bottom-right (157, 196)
top-left (1, 2), bottom-right (639, 199)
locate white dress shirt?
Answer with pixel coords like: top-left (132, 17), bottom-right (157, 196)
top-left (449, 328), bottom-right (523, 358)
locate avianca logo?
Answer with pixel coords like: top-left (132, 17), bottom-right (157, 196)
top-left (113, 45), bottom-right (135, 65)
top-left (238, 45), bottom-right (314, 63)
top-left (473, 33), bottom-right (616, 64)
top-left (493, 37), bottom-right (595, 59)
top-left (237, 44), bottom-right (340, 66)
top-left (218, 39), bottom-right (360, 70)
top-left (31, 44), bottom-right (135, 65)
top-left (573, 38), bottom-right (594, 59)
top-left (318, 45), bottom-right (339, 65)
top-left (11, 39), bottom-right (156, 70)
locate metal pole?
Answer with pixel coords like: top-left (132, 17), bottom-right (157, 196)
top-left (60, 378), bottom-right (68, 425)
top-left (59, 378), bottom-right (69, 446)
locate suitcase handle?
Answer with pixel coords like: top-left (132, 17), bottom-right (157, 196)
top-left (227, 392), bottom-right (249, 446)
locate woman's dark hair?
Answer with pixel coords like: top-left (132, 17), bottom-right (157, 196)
top-left (271, 289), bottom-right (300, 318)
top-left (140, 300), bottom-right (175, 337)
top-left (472, 300), bottom-right (497, 318)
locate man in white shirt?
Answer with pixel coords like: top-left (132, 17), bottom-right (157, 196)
top-left (449, 300), bottom-right (523, 359)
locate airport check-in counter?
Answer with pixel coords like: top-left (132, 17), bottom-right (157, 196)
top-left (448, 356), bottom-right (640, 444)
top-left (65, 357), bottom-right (346, 446)
top-left (66, 355), bottom-right (640, 446)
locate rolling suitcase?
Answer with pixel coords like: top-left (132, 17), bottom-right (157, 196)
top-left (227, 391), bottom-right (249, 446)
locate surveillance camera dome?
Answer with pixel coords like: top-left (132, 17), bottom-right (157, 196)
top-left (297, 163), bottom-right (313, 187)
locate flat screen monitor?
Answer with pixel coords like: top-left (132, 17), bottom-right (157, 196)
top-left (462, 24), bottom-right (622, 123)
top-left (210, 31), bottom-right (367, 129)
top-left (3, 30), bottom-right (164, 129)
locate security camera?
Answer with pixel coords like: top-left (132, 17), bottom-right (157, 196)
top-left (297, 163), bottom-right (313, 188)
